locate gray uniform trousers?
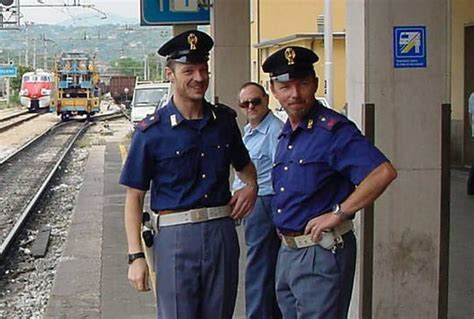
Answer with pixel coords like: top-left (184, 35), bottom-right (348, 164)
top-left (275, 231), bottom-right (357, 319)
top-left (154, 218), bottom-right (240, 319)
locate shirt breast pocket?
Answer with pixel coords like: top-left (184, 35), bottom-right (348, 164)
top-left (293, 158), bottom-right (331, 193)
top-left (155, 146), bottom-right (198, 183)
top-left (204, 142), bottom-right (231, 176)
top-left (251, 152), bottom-right (268, 173)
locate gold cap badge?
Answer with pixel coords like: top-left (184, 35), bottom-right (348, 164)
top-left (188, 33), bottom-right (198, 50)
top-left (307, 119), bottom-right (314, 129)
top-left (285, 47), bottom-right (296, 65)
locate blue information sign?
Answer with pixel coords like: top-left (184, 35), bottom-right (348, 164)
top-left (141, 0), bottom-right (210, 26)
top-left (393, 26), bottom-right (427, 68)
top-left (0, 66), bottom-right (17, 77)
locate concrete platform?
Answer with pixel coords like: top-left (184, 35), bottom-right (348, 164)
top-left (44, 120), bottom-right (473, 318)
top-left (44, 136), bottom-right (246, 319)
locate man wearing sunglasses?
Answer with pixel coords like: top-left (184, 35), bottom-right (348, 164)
top-left (120, 30), bottom-right (258, 319)
top-left (233, 82), bottom-right (283, 319)
top-left (262, 46), bottom-right (397, 318)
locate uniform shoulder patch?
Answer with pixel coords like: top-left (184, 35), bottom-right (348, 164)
top-left (215, 103), bottom-right (238, 118)
top-left (136, 113), bottom-right (160, 132)
top-left (315, 109), bottom-right (346, 132)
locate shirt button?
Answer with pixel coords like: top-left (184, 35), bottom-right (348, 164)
top-left (202, 174), bottom-right (206, 179)
top-left (284, 166), bottom-right (288, 171)
top-left (176, 150), bottom-right (180, 155)
top-left (299, 159), bottom-right (304, 164)
top-left (217, 145), bottom-right (221, 149)
top-left (277, 209), bottom-right (282, 214)
top-left (201, 153), bottom-right (205, 157)
top-left (280, 187), bottom-right (285, 192)
top-left (204, 194), bottom-right (208, 198)
top-left (288, 145), bottom-right (293, 150)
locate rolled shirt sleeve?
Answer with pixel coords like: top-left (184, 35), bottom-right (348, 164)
top-left (119, 130), bottom-right (154, 191)
top-left (329, 123), bottom-right (388, 185)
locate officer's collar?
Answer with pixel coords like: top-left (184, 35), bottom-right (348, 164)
top-left (279, 101), bottom-right (319, 137)
top-left (165, 98), bottom-right (213, 128)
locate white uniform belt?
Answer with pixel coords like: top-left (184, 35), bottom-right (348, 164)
top-left (154, 205), bottom-right (231, 228)
top-left (281, 220), bottom-right (354, 250)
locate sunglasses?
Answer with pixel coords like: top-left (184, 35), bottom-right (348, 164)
top-left (239, 97), bottom-right (263, 108)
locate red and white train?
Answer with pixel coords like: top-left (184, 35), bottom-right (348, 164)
top-left (19, 70), bottom-right (54, 111)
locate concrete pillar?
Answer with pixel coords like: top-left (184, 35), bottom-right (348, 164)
top-left (211, 0), bottom-right (250, 126)
top-left (346, 1), bottom-right (449, 318)
top-left (172, 24), bottom-right (197, 36)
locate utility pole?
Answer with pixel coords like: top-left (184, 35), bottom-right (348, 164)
top-left (143, 55), bottom-right (148, 80)
top-left (43, 39), bottom-right (47, 70)
top-left (25, 37), bottom-right (29, 66)
top-left (32, 38), bottom-right (36, 70)
top-left (324, 0), bottom-right (333, 107)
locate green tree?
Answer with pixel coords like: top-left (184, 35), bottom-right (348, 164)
top-left (11, 65), bottom-right (34, 92)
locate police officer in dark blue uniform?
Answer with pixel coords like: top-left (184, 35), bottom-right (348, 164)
top-left (262, 46), bottom-right (397, 319)
top-left (120, 30), bottom-right (258, 319)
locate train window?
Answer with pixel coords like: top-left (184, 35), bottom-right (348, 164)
top-left (41, 76), bottom-right (48, 81)
top-left (23, 76), bottom-right (30, 81)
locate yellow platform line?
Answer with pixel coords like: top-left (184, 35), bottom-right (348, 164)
top-left (119, 144), bottom-right (128, 165)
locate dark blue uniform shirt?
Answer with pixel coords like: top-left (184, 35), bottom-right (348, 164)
top-left (272, 102), bottom-right (388, 232)
top-left (119, 99), bottom-right (250, 212)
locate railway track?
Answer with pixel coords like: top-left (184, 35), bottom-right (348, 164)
top-left (0, 121), bottom-right (90, 260)
top-left (0, 112), bottom-right (42, 133)
top-left (0, 109), bottom-right (30, 122)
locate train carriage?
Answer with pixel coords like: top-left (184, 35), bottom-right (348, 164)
top-left (50, 52), bottom-right (100, 121)
top-left (20, 70), bottom-right (53, 112)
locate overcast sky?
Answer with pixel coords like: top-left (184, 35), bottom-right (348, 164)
top-left (21, 0), bottom-right (139, 24)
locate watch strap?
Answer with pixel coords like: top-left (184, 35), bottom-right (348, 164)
top-left (128, 252), bottom-right (145, 264)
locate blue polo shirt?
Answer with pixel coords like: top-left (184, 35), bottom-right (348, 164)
top-left (233, 111), bottom-right (283, 196)
top-left (119, 99), bottom-right (251, 212)
top-left (272, 102), bottom-right (388, 232)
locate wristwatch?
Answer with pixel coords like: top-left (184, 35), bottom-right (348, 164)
top-left (332, 204), bottom-right (350, 221)
top-left (127, 252), bottom-right (145, 265)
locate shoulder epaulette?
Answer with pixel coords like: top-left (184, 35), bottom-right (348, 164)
top-left (136, 113), bottom-right (160, 132)
top-left (215, 103), bottom-right (238, 118)
top-left (314, 109), bottom-right (346, 132)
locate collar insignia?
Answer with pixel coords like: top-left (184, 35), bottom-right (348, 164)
top-left (170, 114), bottom-right (178, 127)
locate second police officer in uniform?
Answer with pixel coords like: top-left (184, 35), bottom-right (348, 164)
top-left (120, 30), bottom-right (258, 319)
top-left (262, 46), bottom-right (397, 318)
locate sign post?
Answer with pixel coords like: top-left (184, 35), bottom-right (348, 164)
top-left (393, 26), bottom-right (427, 68)
top-left (0, 66), bottom-right (17, 77)
top-left (0, 0), bottom-right (20, 30)
top-left (140, 0), bottom-right (210, 26)
top-left (0, 65), bottom-right (16, 104)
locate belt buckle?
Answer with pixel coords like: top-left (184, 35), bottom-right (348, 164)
top-left (295, 235), bottom-right (314, 248)
top-left (191, 209), bottom-right (209, 222)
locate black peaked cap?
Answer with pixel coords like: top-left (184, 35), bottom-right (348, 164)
top-left (158, 30), bottom-right (214, 64)
top-left (262, 46), bottom-right (319, 82)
